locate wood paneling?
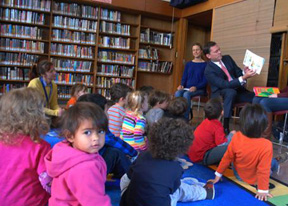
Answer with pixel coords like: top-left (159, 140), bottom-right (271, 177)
top-left (212, 0), bottom-right (274, 90)
top-left (181, 0), bottom-right (238, 17)
top-left (272, 0), bottom-right (288, 31)
top-left (136, 73), bottom-right (174, 93)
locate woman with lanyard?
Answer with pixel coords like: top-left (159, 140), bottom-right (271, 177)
top-left (28, 60), bottom-right (64, 117)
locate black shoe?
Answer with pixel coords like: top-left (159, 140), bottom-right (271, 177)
top-left (204, 181), bottom-right (215, 200)
top-left (224, 128), bottom-right (230, 135)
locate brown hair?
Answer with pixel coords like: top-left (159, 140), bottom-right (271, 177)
top-left (149, 90), bottom-right (170, 107)
top-left (0, 87), bottom-right (49, 144)
top-left (30, 59), bottom-right (54, 79)
top-left (58, 102), bottom-right (108, 140)
top-left (71, 83), bottom-right (87, 97)
top-left (167, 97), bottom-right (188, 116)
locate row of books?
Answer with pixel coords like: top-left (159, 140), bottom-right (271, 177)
top-left (0, 67), bottom-right (30, 80)
top-left (139, 47), bottom-right (159, 59)
top-left (100, 9), bottom-right (121, 22)
top-left (55, 73), bottom-right (94, 86)
top-left (96, 77), bottom-right (134, 88)
top-left (0, 52), bottom-right (38, 66)
top-left (1, 24), bottom-right (45, 40)
top-left (50, 44), bottom-right (93, 59)
top-left (96, 88), bottom-right (111, 99)
top-left (100, 21), bottom-right (130, 35)
top-left (140, 28), bottom-right (172, 46)
top-left (57, 86), bottom-right (92, 99)
top-left (0, 38), bottom-right (45, 53)
top-left (98, 51), bottom-right (135, 64)
top-left (53, 16), bottom-right (97, 32)
top-left (97, 65), bottom-right (134, 77)
top-left (1, 0), bottom-right (51, 11)
top-left (51, 58), bottom-right (92, 73)
top-left (53, 2), bottom-right (98, 19)
top-left (52, 29), bottom-right (96, 44)
top-left (0, 8), bottom-right (45, 24)
top-left (138, 61), bottom-right (172, 73)
top-left (99, 36), bottom-right (130, 49)
top-left (0, 83), bottom-right (27, 94)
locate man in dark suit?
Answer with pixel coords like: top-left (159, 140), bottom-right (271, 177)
top-left (203, 41), bottom-right (256, 134)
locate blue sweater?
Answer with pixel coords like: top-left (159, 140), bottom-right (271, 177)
top-left (181, 61), bottom-right (207, 90)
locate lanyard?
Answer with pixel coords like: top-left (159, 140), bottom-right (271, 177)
top-left (40, 77), bottom-right (52, 107)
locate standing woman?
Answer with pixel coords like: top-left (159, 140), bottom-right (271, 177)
top-left (28, 60), bottom-right (63, 117)
top-left (175, 43), bottom-right (207, 120)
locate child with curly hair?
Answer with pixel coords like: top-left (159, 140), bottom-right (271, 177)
top-left (120, 90), bottom-right (149, 151)
top-left (120, 118), bottom-right (215, 206)
top-left (45, 102), bottom-right (111, 205)
top-left (0, 87), bottom-right (51, 205)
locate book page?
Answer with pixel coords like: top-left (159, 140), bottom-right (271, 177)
top-left (253, 87), bottom-right (280, 97)
top-left (243, 49), bottom-right (265, 74)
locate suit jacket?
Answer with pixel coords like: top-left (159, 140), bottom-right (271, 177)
top-left (204, 55), bottom-right (244, 96)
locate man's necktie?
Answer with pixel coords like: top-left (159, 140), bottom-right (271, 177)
top-left (219, 61), bottom-right (232, 81)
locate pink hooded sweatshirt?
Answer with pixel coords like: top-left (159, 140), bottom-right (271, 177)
top-left (45, 141), bottom-right (111, 206)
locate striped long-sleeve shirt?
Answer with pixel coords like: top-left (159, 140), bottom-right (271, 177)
top-left (120, 111), bottom-right (147, 151)
top-left (107, 104), bottom-right (126, 137)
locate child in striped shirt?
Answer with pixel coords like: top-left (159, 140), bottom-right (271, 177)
top-left (107, 83), bottom-right (132, 137)
top-left (121, 91), bottom-right (149, 151)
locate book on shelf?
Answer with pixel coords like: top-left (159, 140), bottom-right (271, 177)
top-left (253, 87), bottom-right (280, 97)
top-left (138, 47), bottom-right (159, 60)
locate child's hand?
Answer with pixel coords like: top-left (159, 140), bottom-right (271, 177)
top-left (255, 192), bottom-right (273, 201)
top-left (209, 176), bottom-right (221, 184)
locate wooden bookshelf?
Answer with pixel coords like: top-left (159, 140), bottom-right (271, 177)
top-left (0, 0), bottom-right (178, 99)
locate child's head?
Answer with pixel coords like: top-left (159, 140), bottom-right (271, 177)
top-left (0, 87), bottom-right (49, 144)
top-left (71, 84), bottom-right (87, 99)
top-left (110, 83), bottom-right (132, 104)
top-left (127, 91), bottom-right (149, 114)
top-left (204, 97), bottom-right (223, 120)
top-left (149, 118), bottom-right (193, 160)
top-left (139, 85), bottom-right (155, 97)
top-left (59, 102), bottom-right (108, 153)
top-left (149, 90), bottom-right (170, 109)
top-left (77, 93), bottom-right (107, 112)
top-left (240, 104), bottom-right (268, 138)
top-left (167, 97), bottom-right (188, 116)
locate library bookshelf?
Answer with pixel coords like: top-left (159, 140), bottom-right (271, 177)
top-left (0, 0), bottom-right (177, 100)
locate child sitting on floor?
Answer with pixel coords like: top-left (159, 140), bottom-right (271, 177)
top-left (107, 83), bottom-right (132, 137)
top-left (145, 90), bottom-right (170, 126)
top-left (164, 97), bottom-right (188, 121)
top-left (45, 102), bottom-right (111, 205)
top-left (0, 88), bottom-right (51, 205)
top-left (121, 90), bottom-right (149, 151)
top-left (188, 97), bottom-right (235, 165)
top-left (66, 83), bottom-right (87, 108)
top-left (120, 118), bottom-right (215, 206)
top-left (212, 104), bottom-right (288, 201)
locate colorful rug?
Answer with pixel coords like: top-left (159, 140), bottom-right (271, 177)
top-left (106, 156), bottom-right (273, 206)
top-left (209, 165), bottom-right (288, 205)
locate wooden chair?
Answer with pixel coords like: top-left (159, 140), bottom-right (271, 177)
top-left (231, 102), bottom-right (249, 127)
top-left (272, 110), bottom-right (288, 148)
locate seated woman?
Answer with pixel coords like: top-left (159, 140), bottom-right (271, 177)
top-left (175, 43), bottom-right (207, 120)
top-left (28, 60), bottom-right (64, 117)
top-left (253, 86), bottom-right (288, 139)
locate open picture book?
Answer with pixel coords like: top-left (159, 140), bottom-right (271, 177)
top-left (243, 49), bottom-right (265, 74)
top-left (253, 87), bottom-right (280, 97)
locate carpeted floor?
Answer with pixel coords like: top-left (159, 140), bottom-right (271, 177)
top-left (106, 157), bottom-right (272, 206)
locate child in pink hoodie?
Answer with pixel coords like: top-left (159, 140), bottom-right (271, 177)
top-left (45, 102), bottom-right (111, 206)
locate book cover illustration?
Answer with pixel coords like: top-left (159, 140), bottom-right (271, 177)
top-left (253, 87), bottom-right (280, 97)
top-left (243, 49), bottom-right (265, 74)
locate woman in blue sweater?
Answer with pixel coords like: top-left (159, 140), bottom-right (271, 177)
top-left (175, 43), bottom-right (207, 119)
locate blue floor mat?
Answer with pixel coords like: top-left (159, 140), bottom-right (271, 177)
top-left (106, 158), bottom-right (271, 206)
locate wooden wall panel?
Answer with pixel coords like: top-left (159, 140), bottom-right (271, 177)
top-left (212, 0), bottom-right (274, 90)
top-left (273, 0), bottom-right (288, 30)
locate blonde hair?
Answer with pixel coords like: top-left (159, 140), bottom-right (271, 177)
top-left (0, 87), bottom-right (49, 144)
top-left (71, 83), bottom-right (87, 97)
top-left (126, 91), bottom-right (146, 114)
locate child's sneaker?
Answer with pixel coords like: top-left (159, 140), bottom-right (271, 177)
top-left (204, 181), bottom-right (215, 200)
top-left (276, 152), bottom-right (288, 164)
